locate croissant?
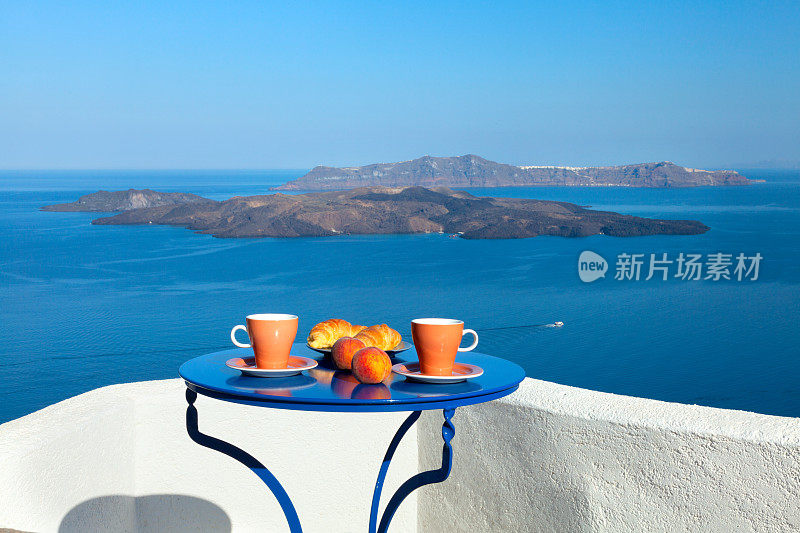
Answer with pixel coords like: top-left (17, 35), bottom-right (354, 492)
top-left (307, 319), bottom-right (366, 349)
top-left (355, 324), bottom-right (402, 351)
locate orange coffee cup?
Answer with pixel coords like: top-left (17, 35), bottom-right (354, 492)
top-left (230, 313), bottom-right (299, 369)
top-left (411, 318), bottom-right (479, 376)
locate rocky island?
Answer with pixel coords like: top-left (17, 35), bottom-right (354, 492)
top-left (274, 155), bottom-right (750, 190)
top-left (41, 189), bottom-right (207, 212)
top-left (44, 187), bottom-right (709, 239)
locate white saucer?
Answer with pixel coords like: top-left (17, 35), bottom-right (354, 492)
top-left (391, 361), bottom-right (484, 384)
top-left (226, 355), bottom-right (318, 377)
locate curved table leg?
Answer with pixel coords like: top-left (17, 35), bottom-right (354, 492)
top-left (369, 410), bottom-right (422, 532)
top-left (371, 408), bottom-right (456, 533)
top-left (185, 388), bottom-right (303, 533)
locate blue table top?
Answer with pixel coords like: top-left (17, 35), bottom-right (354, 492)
top-left (179, 343), bottom-right (525, 412)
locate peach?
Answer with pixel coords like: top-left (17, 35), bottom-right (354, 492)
top-left (351, 347), bottom-right (392, 384)
top-left (331, 336), bottom-right (366, 371)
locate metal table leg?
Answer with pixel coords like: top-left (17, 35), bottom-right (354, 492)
top-left (185, 388), bottom-right (303, 533)
top-left (187, 387), bottom-right (456, 533)
top-left (370, 408), bottom-right (456, 533)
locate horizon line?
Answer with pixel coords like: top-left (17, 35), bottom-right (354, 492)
top-left (1, 165), bottom-right (795, 172)
top-left (0, 167), bottom-right (311, 172)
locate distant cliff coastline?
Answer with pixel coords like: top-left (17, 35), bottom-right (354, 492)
top-left (43, 186), bottom-right (709, 239)
top-left (274, 155), bottom-right (750, 190)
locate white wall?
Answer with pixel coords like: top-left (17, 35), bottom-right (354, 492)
top-left (417, 378), bottom-right (800, 533)
top-left (0, 379), bottom-right (418, 533)
top-left (0, 388), bottom-right (137, 532)
top-left (4, 376), bottom-right (800, 532)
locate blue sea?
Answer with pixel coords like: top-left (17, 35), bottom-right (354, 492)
top-left (1, 169), bottom-right (799, 422)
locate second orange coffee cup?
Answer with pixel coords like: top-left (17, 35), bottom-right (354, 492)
top-left (230, 313), bottom-right (298, 369)
top-left (411, 318), bottom-right (479, 376)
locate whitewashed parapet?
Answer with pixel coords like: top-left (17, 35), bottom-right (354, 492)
top-left (417, 378), bottom-right (800, 532)
top-left (0, 379), bottom-right (418, 533)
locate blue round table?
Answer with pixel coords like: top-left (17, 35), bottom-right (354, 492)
top-left (180, 343), bottom-right (524, 533)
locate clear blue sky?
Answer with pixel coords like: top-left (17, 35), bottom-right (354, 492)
top-left (2, 1), bottom-right (799, 169)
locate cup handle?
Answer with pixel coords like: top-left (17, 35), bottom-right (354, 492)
top-left (458, 329), bottom-right (478, 352)
top-left (230, 325), bottom-right (251, 348)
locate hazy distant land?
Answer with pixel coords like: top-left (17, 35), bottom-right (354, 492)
top-left (43, 186), bottom-right (708, 239)
top-left (274, 155), bottom-right (751, 190)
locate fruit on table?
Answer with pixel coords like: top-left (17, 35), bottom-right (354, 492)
top-left (351, 347), bottom-right (392, 384)
top-left (331, 336), bottom-right (366, 370)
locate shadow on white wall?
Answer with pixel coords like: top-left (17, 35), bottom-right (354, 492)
top-left (59, 494), bottom-right (231, 533)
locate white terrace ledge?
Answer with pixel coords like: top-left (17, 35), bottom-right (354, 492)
top-left (1, 377), bottom-right (799, 532)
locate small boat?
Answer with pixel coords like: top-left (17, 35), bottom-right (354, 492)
top-left (546, 321), bottom-right (564, 328)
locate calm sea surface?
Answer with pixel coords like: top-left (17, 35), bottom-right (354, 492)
top-left (1, 169), bottom-right (799, 422)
